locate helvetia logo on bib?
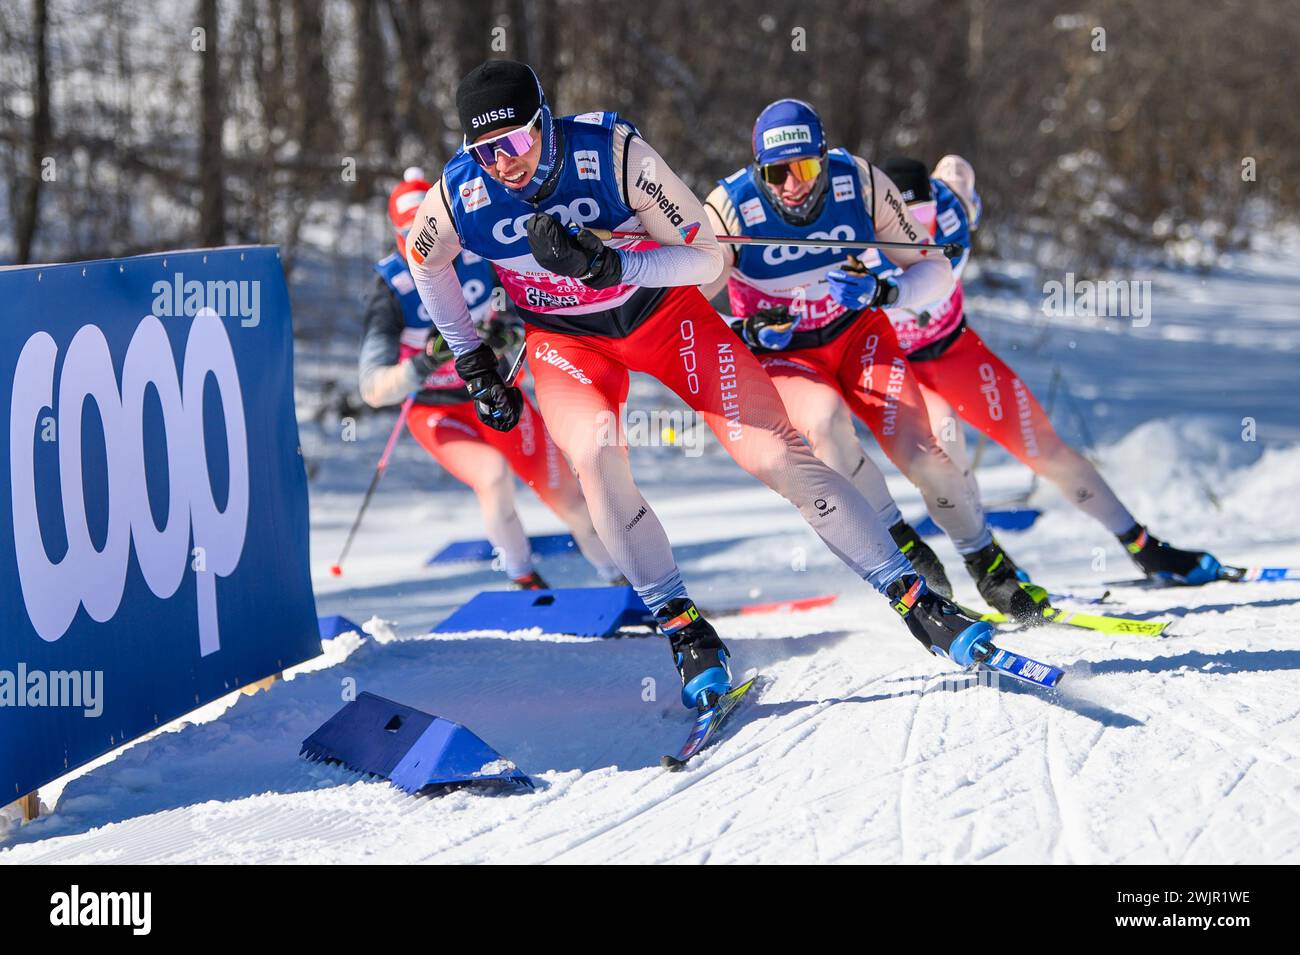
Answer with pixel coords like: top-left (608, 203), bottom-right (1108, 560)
top-left (9, 311), bottom-right (249, 657)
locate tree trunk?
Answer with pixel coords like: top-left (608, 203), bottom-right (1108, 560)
top-left (198, 0), bottom-right (227, 246)
top-left (293, 0), bottom-right (338, 158)
top-left (15, 0), bottom-right (51, 263)
top-left (352, 0), bottom-right (396, 158)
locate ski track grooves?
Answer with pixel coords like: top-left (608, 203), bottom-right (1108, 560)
top-left (541, 666), bottom-right (908, 863)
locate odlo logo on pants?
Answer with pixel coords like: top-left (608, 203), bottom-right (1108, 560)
top-left (978, 362), bottom-right (1003, 421)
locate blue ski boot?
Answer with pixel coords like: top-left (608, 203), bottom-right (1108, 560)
top-left (887, 574), bottom-right (995, 668)
top-left (1121, 525), bottom-right (1223, 585)
top-left (655, 598), bottom-right (732, 709)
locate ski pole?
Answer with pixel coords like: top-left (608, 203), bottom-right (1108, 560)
top-left (504, 341), bottom-right (528, 385)
top-left (329, 394), bottom-right (415, 576)
top-left (588, 228), bottom-right (963, 262)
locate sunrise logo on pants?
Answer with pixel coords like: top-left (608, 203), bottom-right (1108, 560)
top-left (532, 342), bottom-right (593, 384)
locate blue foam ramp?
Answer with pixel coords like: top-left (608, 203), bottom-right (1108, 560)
top-left (434, 585), bottom-right (655, 637)
top-left (300, 691), bottom-right (532, 792)
top-left (427, 532), bottom-right (577, 565)
top-left (318, 614), bottom-right (363, 640)
top-left (914, 507), bottom-right (1042, 539)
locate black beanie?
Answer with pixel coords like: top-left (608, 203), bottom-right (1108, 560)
top-left (456, 60), bottom-right (543, 139)
top-left (881, 157), bottom-right (933, 204)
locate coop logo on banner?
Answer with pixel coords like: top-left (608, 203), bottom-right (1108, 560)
top-left (9, 311), bottom-right (249, 657)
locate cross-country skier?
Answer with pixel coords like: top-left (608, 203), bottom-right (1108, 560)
top-left (871, 154), bottom-right (1227, 584)
top-left (405, 60), bottom-right (1004, 711)
top-left (700, 99), bottom-right (1052, 622)
top-left (359, 167), bottom-right (622, 589)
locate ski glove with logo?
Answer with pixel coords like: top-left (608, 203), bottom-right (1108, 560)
top-left (737, 304), bottom-right (797, 350)
top-left (454, 343), bottom-right (523, 432)
top-left (527, 213), bottom-right (624, 289)
top-left (826, 255), bottom-right (899, 310)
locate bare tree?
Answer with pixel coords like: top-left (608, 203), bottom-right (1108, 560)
top-left (13, 0), bottom-right (51, 263)
top-left (198, 0), bottom-right (227, 246)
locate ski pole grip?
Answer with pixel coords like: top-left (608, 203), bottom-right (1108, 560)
top-left (841, 254), bottom-right (867, 275)
top-left (941, 243), bottom-right (963, 262)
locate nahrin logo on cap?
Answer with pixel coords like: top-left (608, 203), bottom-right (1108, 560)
top-left (761, 124), bottom-right (812, 150)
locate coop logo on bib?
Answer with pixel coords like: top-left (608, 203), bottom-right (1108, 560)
top-left (761, 124), bottom-right (812, 151)
top-left (492, 198), bottom-right (602, 244)
top-left (739, 197), bottom-right (767, 226)
top-left (762, 225), bottom-right (857, 265)
top-left (10, 312), bottom-right (249, 657)
top-left (460, 177), bottom-right (491, 213)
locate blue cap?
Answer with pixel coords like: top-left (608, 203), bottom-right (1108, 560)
top-left (752, 99), bottom-right (825, 165)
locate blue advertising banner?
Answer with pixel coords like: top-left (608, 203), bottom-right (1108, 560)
top-left (1, 247), bottom-right (321, 800)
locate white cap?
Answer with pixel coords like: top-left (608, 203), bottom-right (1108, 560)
top-left (403, 166), bottom-right (426, 183)
top-left (932, 155), bottom-right (980, 228)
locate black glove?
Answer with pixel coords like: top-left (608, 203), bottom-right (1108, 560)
top-left (737, 304), bottom-right (796, 350)
top-left (526, 213), bottom-right (623, 289)
top-left (481, 316), bottom-right (524, 356)
top-left (409, 329), bottom-right (454, 378)
top-left (454, 343), bottom-right (523, 432)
